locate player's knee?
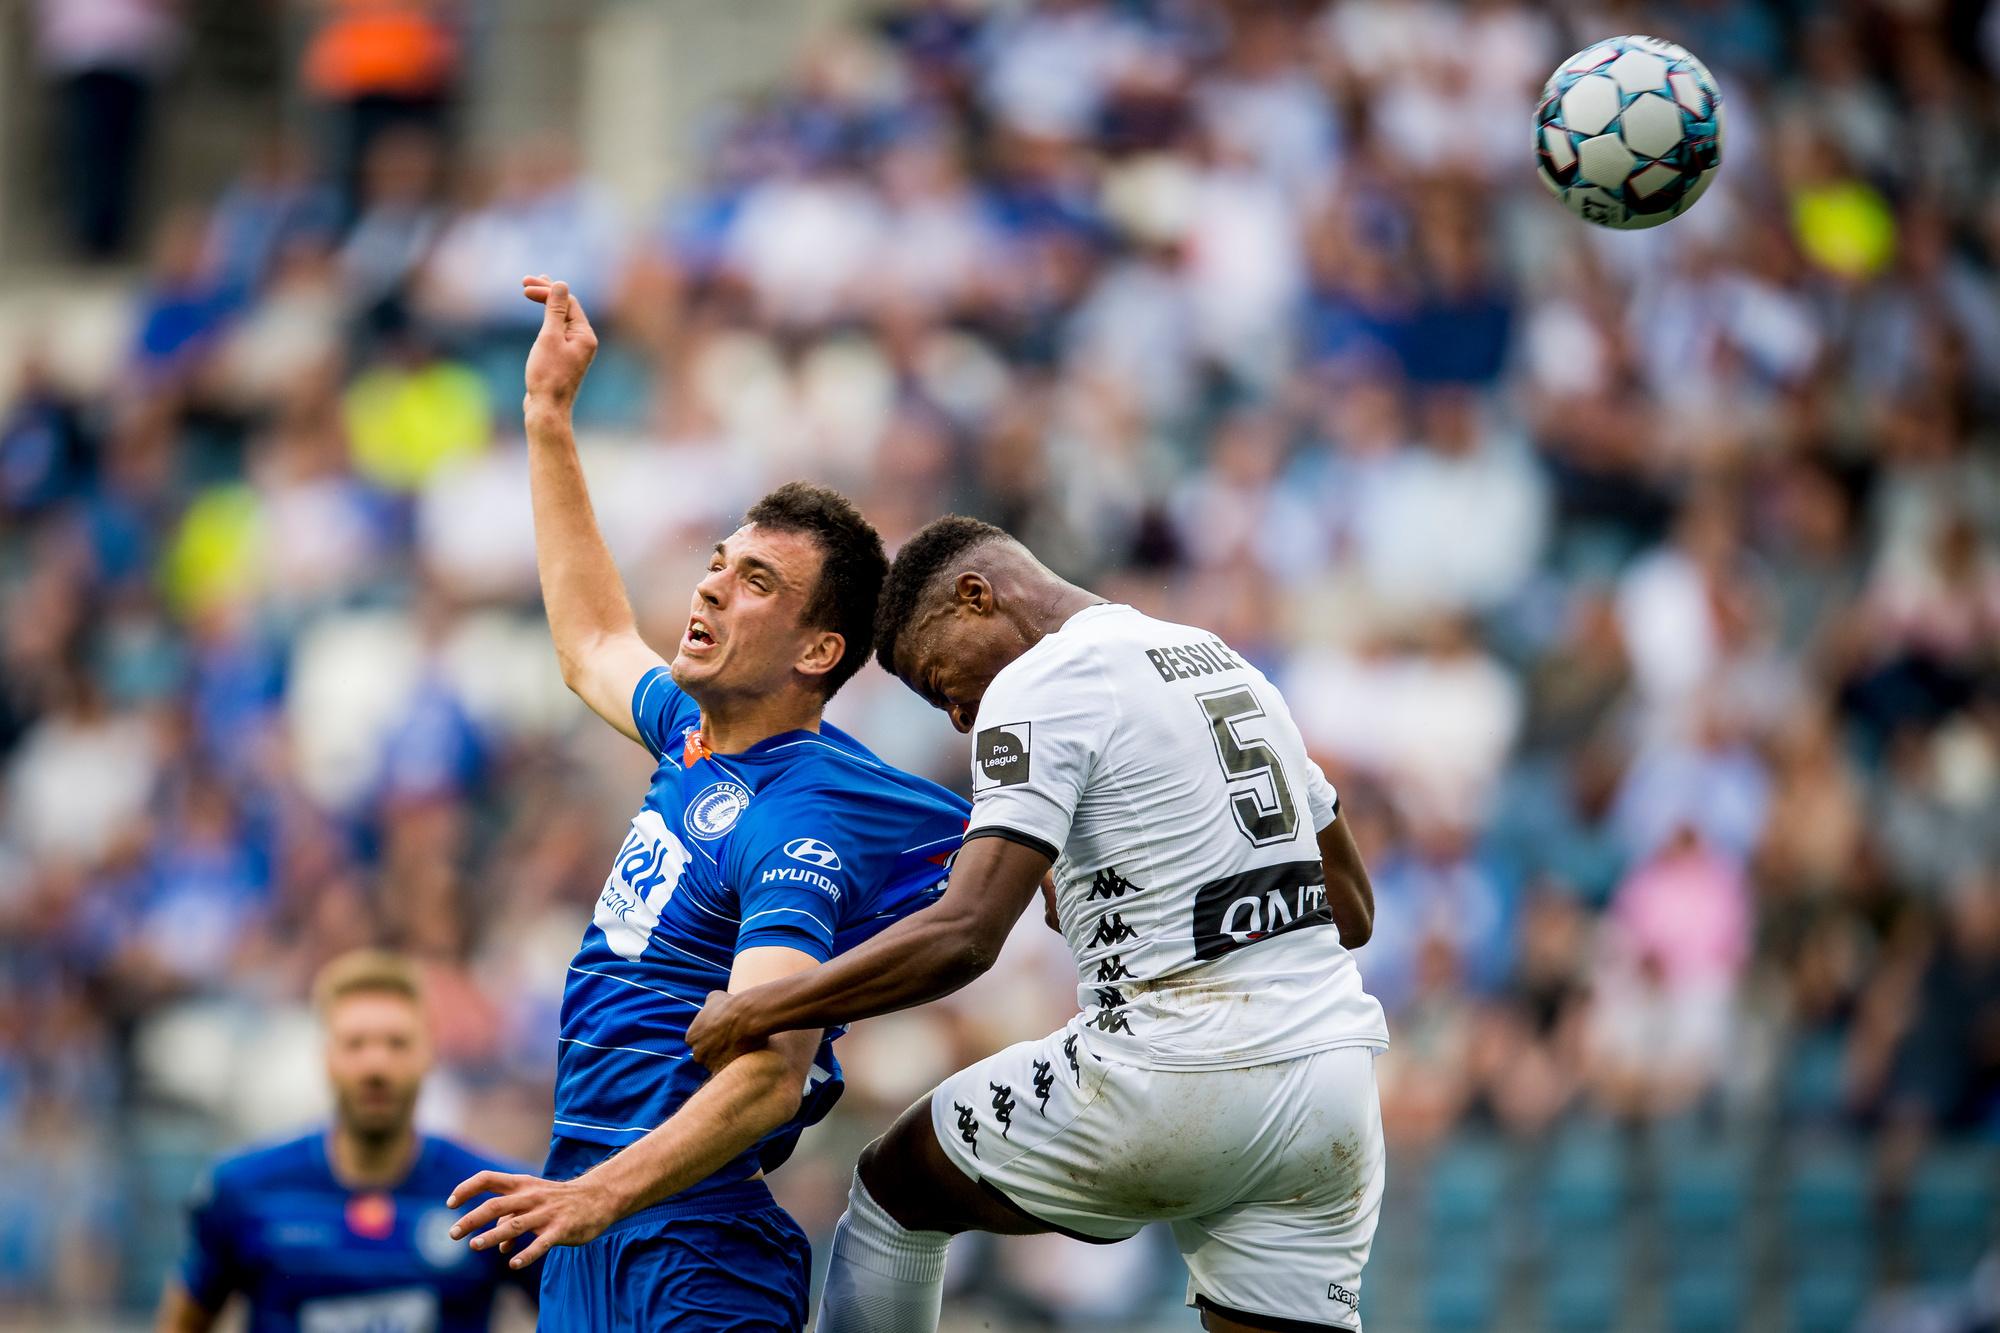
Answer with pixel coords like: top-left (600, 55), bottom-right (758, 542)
top-left (852, 1132), bottom-right (918, 1220)
top-left (854, 1134), bottom-right (886, 1185)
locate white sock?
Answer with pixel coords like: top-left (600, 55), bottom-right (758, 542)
top-left (815, 1169), bottom-right (952, 1333)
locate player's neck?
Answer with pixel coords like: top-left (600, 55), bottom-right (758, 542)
top-left (328, 1122), bottom-right (420, 1191)
top-left (694, 689), bottom-right (823, 755)
top-left (1018, 582), bottom-right (1105, 647)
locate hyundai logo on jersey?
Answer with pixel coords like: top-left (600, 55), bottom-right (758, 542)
top-left (783, 838), bottom-right (842, 870)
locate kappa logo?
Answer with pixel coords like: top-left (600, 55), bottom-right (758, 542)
top-left (783, 837), bottom-right (842, 870)
top-left (953, 1101), bottom-right (980, 1158)
top-left (1328, 1282), bottom-right (1359, 1310)
top-left (974, 723), bottom-right (1032, 788)
top-left (685, 781), bottom-right (751, 841)
top-left (989, 1081), bottom-right (1016, 1139)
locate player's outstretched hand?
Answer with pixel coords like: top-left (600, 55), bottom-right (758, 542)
top-left (521, 274), bottom-right (597, 411)
top-left (447, 1169), bottom-right (618, 1270)
top-left (685, 989), bottom-right (768, 1072)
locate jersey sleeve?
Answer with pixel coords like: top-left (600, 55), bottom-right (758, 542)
top-left (630, 665), bottom-right (691, 761)
top-left (177, 1166), bottom-right (241, 1312)
top-left (1305, 755), bottom-right (1341, 830)
top-left (726, 788), bottom-right (867, 960)
top-left (962, 640), bottom-right (1116, 861)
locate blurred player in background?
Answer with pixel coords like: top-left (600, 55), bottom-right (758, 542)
top-left (691, 516), bottom-right (1388, 1333)
top-left (155, 950), bottom-right (536, 1332)
top-left (443, 278), bottom-right (970, 1330)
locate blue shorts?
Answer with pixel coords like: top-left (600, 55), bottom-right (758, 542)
top-left (537, 1177), bottom-right (810, 1332)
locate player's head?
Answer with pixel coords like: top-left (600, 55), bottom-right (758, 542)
top-left (313, 950), bottom-right (432, 1143)
top-left (875, 515), bottom-right (1055, 734)
top-left (673, 482), bottom-right (887, 710)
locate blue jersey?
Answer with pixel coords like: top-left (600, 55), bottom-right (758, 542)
top-left (551, 666), bottom-right (969, 1185)
top-left (178, 1131), bottom-right (535, 1332)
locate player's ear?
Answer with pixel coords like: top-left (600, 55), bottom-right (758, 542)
top-left (954, 571), bottom-right (994, 615)
top-left (797, 628), bottom-right (844, 682)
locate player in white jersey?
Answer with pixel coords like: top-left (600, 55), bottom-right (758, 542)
top-left (688, 516), bottom-right (1387, 1332)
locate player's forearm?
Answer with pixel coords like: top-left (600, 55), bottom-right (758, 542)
top-left (745, 909), bottom-right (994, 1038)
top-left (583, 1045), bottom-right (804, 1217)
top-left (524, 397), bottom-right (642, 683)
top-left (1317, 817), bottom-right (1374, 948)
top-left (741, 837), bottom-right (1050, 1035)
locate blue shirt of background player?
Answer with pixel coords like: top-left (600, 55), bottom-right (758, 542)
top-left (549, 665), bottom-right (970, 1187)
top-left (179, 1131), bottom-right (536, 1332)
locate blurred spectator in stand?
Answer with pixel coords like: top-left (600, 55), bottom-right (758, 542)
top-left (340, 128), bottom-right (448, 331)
top-left (201, 136), bottom-right (341, 298)
top-left (420, 133), bottom-right (629, 342)
top-left (34, 0), bottom-right (184, 260)
top-left (1469, 885), bottom-right (1591, 1136)
top-left (1854, 874), bottom-right (2000, 1189)
top-left (1588, 824), bottom-right (1751, 1119)
top-left (131, 208), bottom-right (244, 398)
top-left (1375, 932), bottom-right (1477, 1150)
top-left (1354, 385), bottom-right (1546, 618)
top-left (301, 0), bottom-right (461, 226)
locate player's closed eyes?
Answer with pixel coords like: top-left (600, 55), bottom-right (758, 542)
top-left (711, 560), bottom-right (772, 594)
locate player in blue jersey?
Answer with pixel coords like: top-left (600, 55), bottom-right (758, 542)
top-left (442, 276), bottom-right (970, 1330)
top-left (156, 951), bottom-right (536, 1332)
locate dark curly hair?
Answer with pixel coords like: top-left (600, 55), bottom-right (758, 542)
top-left (874, 514), bottom-right (1011, 676)
top-left (744, 482), bottom-right (887, 699)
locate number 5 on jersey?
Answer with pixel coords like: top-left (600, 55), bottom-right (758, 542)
top-left (1198, 686), bottom-right (1300, 846)
top-left (594, 809), bottom-right (691, 960)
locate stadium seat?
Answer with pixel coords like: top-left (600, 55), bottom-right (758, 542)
top-left (1424, 1266), bottom-right (1498, 1333)
top-left (1666, 1267), bottom-right (1746, 1333)
top-left (1785, 1268), bottom-right (1867, 1333)
top-left (1778, 1033), bottom-right (1848, 1122)
top-left (1905, 1144), bottom-right (1997, 1281)
top-left (1543, 1263), bottom-right (1621, 1332)
top-left (1425, 1139), bottom-right (1511, 1235)
top-left (1662, 1142), bottom-right (1749, 1237)
top-left (1540, 1126), bottom-right (1629, 1236)
top-left (1784, 1143), bottom-right (1871, 1240)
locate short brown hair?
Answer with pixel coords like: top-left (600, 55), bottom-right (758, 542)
top-left (744, 482), bottom-right (888, 699)
top-left (312, 949), bottom-right (424, 1018)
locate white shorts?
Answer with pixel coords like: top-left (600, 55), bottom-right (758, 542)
top-left (929, 1019), bottom-right (1385, 1330)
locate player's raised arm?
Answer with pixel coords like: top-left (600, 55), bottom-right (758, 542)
top-left (521, 275), bottom-right (666, 745)
top-left (685, 834), bottom-right (1052, 1069)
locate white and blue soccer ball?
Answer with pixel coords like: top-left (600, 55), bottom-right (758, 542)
top-left (1534, 35), bottom-right (1724, 230)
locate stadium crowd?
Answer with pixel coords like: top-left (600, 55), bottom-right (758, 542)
top-left (2, 0), bottom-right (1998, 1326)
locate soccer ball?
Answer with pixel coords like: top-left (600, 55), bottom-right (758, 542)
top-left (1534, 35), bottom-right (1724, 230)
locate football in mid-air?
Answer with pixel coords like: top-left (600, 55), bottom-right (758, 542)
top-left (1534, 35), bottom-right (1724, 230)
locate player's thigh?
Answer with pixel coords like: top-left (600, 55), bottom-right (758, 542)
top-left (1175, 1047), bottom-right (1385, 1332)
top-left (897, 1024), bottom-right (1147, 1244)
top-left (859, 1094), bottom-right (1053, 1237)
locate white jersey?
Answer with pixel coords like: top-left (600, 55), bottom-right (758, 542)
top-left (964, 603), bottom-right (1389, 1070)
